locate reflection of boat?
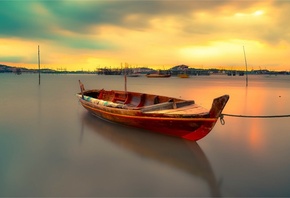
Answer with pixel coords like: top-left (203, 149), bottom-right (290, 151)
top-left (81, 112), bottom-right (222, 197)
top-left (77, 81), bottom-right (229, 141)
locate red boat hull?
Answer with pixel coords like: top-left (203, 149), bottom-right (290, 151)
top-left (80, 101), bottom-right (219, 141)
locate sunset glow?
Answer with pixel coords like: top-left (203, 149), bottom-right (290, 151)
top-left (0, 0), bottom-right (290, 71)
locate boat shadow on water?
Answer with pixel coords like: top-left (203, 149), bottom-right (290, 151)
top-left (80, 112), bottom-right (222, 197)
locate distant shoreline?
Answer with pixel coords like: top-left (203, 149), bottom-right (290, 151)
top-left (1, 63), bottom-right (289, 76)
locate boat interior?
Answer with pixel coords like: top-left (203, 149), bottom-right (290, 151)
top-left (83, 89), bottom-right (195, 109)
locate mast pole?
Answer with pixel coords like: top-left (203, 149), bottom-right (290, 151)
top-left (243, 46), bottom-right (248, 87)
top-left (38, 45), bottom-right (41, 85)
top-left (124, 62), bottom-right (127, 93)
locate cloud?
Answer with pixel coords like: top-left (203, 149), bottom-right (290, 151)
top-left (0, 56), bottom-right (25, 63)
top-left (0, 2), bottom-right (49, 38)
top-left (0, 0), bottom-right (290, 70)
top-left (0, 1), bottom-right (116, 49)
top-left (0, 1), bottom-right (284, 43)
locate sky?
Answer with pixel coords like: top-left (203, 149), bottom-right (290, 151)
top-left (1, 0), bottom-right (290, 71)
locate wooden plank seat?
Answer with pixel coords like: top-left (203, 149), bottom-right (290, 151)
top-left (141, 101), bottom-right (174, 112)
top-left (129, 93), bottom-right (146, 107)
top-left (141, 100), bottom-right (195, 113)
top-left (143, 95), bottom-right (159, 106)
top-left (143, 103), bottom-right (209, 116)
top-left (112, 91), bottom-right (128, 103)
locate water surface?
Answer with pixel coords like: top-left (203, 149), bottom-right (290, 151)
top-left (0, 73), bottom-right (289, 197)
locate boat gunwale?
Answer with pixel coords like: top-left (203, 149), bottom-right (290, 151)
top-left (80, 100), bottom-right (218, 122)
top-left (77, 93), bottom-right (211, 118)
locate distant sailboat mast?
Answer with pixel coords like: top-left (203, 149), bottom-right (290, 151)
top-left (243, 46), bottom-right (248, 87)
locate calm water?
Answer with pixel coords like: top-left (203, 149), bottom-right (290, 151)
top-left (0, 73), bottom-right (290, 197)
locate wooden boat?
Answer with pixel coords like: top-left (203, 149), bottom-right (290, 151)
top-left (77, 80), bottom-right (229, 141)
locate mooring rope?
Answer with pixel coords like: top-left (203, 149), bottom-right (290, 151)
top-left (219, 113), bottom-right (290, 125)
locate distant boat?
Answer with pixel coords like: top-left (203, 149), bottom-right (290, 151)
top-left (178, 73), bottom-right (189, 78)
top-left (227, 71), bottom-right (236, 76)
top-left (14, 68), bottom-right (22, 75)
top-left (146, 73), bottom-right (171, 78)
top-left (146, 71), bottom-right (171, 78)
top-left (77, 80), bottom-right (229, 141)
top-left (127, 72), bottom-right (141, 77)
